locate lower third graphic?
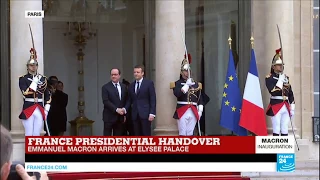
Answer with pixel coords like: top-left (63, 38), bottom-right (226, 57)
top-left (277, 153), bottom-right (295, 172)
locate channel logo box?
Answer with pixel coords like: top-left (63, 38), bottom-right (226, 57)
top-left (277, 153), bottom-right (295, 172)
top-left (255, 136), bottom-right (295, 154)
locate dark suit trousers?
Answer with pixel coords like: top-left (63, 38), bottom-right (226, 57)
top-left (133, 113), bottom-right (151, 136)
top-left (104, 119), bottom-right (124, 136)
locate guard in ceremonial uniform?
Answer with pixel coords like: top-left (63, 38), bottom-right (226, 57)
top-left (170, 54), bottom-right (204, 136)
top-left (19, 26), bottom-right (52, 136)
top-left (265, 48), bottom-right (295, 136)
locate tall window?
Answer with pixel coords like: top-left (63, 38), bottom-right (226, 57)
top-left (314, 0), bottom-right (319, 116)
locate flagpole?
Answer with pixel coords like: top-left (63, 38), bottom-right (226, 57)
top-left (228, 35), bottom-right (232, 49)
top-left (250, 33), bottom-right (254, 49)
top-left (228, 35), bottom-right (235, 136)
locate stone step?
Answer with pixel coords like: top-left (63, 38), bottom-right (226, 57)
top-left (250, 177), bottom-right (319, 180)
top-left (242, 161), bottom-right (319, 179)
top-left (258, 169), bottom-right (319, 177)
top-left (295, 160), bottom-right (319, 170)
top-left (243, 169), bottom-right (319, 178)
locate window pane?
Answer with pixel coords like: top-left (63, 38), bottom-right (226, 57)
top-left (314, 94), bottom-right (319, 117)
top-left (314, 52), bottom-right (319, 92)
top-left (314, 9), bottom-right (319, 50)
top-left (315, 0), bottom-right (319, 8)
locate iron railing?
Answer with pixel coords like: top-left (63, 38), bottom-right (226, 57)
top-left (312, 116), bottom-right (319, 142)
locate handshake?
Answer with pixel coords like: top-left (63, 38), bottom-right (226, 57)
top-left (116, 108), bottom-right (126, 115)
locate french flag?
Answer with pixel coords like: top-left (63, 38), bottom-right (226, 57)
top-left (239, 49), bottom-right (268, 136)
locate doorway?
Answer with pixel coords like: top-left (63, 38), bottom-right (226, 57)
top-left (185, 0), bottom-right (251, 135)
top-left (43, 0), bottom-right (153, 135)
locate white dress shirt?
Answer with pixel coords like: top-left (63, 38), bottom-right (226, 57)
top-left (135, 78), bottom-right (143, 93)
top-left (112, 82), bottom-right (121, 100)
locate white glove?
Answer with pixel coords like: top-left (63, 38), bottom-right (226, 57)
top-left (198, 111), bottom-right (203, 119)
top-left (290, 104), bottom-right (295, 111)
top-left (29, 81), bottom-right (38, 91)
top-left (32, 75), bottom-right (40, 83)
top-left (276, 74), bottom-right (285, 89)
top-left (45, 104), bottom-right (51, 112)
top-left (198, 105), bottom-right (203, 120)
top-left (181, 84), bottom-right (189, 94)
top-left (290, 104), bottom-right (295, 117)
top-left (186, 78), bottom-right (195, 86)
top-left (290, 110), bottom-right (294, 117)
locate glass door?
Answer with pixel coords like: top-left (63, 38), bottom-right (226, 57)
top-left (185, 0), bottom-right (251, 135)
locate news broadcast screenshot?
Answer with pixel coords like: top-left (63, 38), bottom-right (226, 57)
top-left (1, 0), bottom-right (319, 179)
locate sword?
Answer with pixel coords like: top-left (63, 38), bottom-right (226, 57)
top-left (180, 31), bottom-right (191, 79)
top-left (277, 24), bottom-right (299, 151)
top-left (28, 24), bottom-right (39, 75)
top-left (29, 24), bottom-right (35, 51)
top-left (276, 24), bottom-right (283, 62)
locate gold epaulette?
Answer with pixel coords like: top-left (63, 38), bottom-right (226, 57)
top-left (266, 73), bottom-right (271, 78)
top-left (19, 75), bottom-right (25, 78)
top-left (198, 82), bottom-right (202, 90)
top-left (271, 87), bottom-right (281, 92)
top-left (170, 82), bottom-right (175, 89)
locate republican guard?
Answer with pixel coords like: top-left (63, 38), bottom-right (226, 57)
top-left (265, 48), bottom-right (295, 136)
top-left (170, 54), bottom-right (204, 136)
top-left (19, 25), bottom-right (52, 136)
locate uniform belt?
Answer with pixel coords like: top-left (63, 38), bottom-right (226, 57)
top-left (25, 98), bottom-right (43, 102)
top-left (177, 101), bottom-right (197, 105)
top-left (270, 96), bottom-right (288, 100)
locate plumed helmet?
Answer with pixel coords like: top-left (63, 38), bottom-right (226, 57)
top-left (272, 48), bottom-right (284, 66)
top-left (181, 54), bottom-right (192, 71)
top-left (26, 48), bottom-right (38, 66)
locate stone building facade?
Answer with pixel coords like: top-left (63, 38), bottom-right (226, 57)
top-left (0, 0), bottom-right (318, 168)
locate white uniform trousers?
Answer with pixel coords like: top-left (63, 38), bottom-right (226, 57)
top-left (21, 107), bottom-right (43, 136)
top-left (177, 108), bottom-right (197, 136)
top-left (271, 104), bottom-right (290, 134)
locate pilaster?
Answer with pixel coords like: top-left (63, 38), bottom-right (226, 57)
top-left (1, 0), bottom-right (11, 129)
top-left (251, 0), bottom-right (298, 137)
top-left (10, 0), bottom-right (44, 161)
top-left (153, 0), bottom-right (185, 135)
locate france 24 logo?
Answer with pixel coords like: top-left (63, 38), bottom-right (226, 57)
top-left (277, 153), bottom-right (295, 172)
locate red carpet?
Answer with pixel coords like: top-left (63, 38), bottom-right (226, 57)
top-left (48, 172), bottom-right (249, 180)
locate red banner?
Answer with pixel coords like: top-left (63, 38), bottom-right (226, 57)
top-left (25, 136), bottom-right (256, 154)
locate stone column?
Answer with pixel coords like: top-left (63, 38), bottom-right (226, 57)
top-left (251, 0), bottom-right (298, 136)
top-left (10, 0), bottom-right (43, 161)
top-left (153, 0), bottom-right (185, 135)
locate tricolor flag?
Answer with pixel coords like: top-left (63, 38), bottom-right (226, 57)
top-left (239, 49), bottom-right (268, 136)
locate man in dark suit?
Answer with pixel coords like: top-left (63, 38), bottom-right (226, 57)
top-left (122, 79), bottom-right (133, 136)
top-left (123, 65), bottom-right (156, 136)
top-left (47, 81), bottom-right (68, 136)
top-left (102, 68), bottom-right (127, 136)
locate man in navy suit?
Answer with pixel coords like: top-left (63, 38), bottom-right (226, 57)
top-left (123, 65), bottom-right (156, 136)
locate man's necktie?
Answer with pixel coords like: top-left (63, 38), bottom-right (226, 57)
top-left (136, 81), bottom-right (140, 94)
top-left (115, 84), bottom-right (120, 99)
